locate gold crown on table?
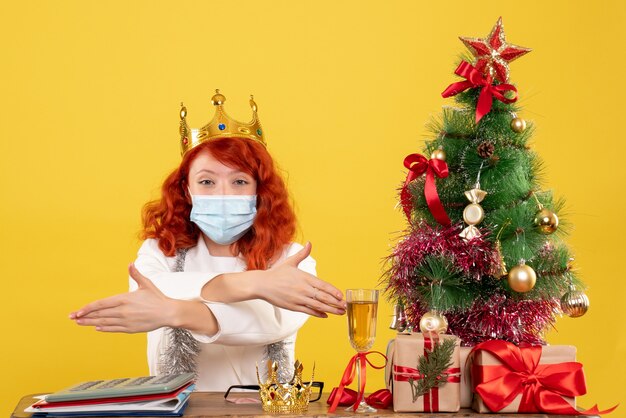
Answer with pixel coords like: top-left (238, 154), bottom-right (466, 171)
top-left (256, 360), bottom-right (314, 413)
top-left (179, 89), bottom-right (266, 155)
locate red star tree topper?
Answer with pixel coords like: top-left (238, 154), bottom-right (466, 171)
top-left (460, 17), bottom-right (531, 83)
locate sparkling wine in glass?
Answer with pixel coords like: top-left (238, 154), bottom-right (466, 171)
top-left (346, 289), bottom-right (378, 413)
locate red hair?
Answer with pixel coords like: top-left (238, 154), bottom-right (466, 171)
top-left (141, 137), bottom-right (296, 270)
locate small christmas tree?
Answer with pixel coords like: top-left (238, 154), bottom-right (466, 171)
top-left (385, 17), bottom-right (589, 346)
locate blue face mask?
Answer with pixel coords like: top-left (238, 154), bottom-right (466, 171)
top-left (189, 194), bottom-right (257, 245)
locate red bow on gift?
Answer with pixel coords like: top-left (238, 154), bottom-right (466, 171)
top-left (400, 153), bottom-right (451, 226)
top-left (327, 351), bottom-right (387, 413)
top-left (327, 387), bottom-right (392, 410)
top-left (441, 61), bottom-right (518, 123)
top-left (471, 340), bottom-right (618, 415)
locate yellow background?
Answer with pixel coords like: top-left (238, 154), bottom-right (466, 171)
top-left (1, 0), bottom-right (625, 414)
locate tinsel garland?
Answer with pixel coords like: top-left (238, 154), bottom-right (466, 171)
top-left (263, 341), bottom-right (291, 383)
top-left (158, 327), bottom-right (200, 376)
top-left (403, 294), bottom-right (559, 347)
top-left (158, 248), bottom-right (201, 376)
top-left (384, 223), bottom-right (560, 346)
top-left (453, 295), bottom-right (559, 346)
top-left (385, 222), bottom-right (499, 292)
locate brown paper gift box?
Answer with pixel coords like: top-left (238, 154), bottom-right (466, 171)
top-left (460, 346), bottom-right (473, 408)
top-left (390, 333), bottom-right (461, 412)
top-left (472, 344), bottom-right (577, 413)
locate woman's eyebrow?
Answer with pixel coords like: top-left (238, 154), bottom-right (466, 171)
top-left (193, 168), bottom-right (248, 176)
top-left (193, 169), bottom-right (217, 175)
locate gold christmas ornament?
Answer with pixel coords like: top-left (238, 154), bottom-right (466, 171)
top-left (493, 219), bottom-right (512, 278)
top-left (460, 185), bottom-right (487, 241)
top-left (534, 207), bottom-right (559, 234)
top-left (507, 261), bottom-right (537, 293)
top-left (256, 360), bottom-right (314, 413)
top-left (463, 203), bottom-right (485, 225)
top-left (430, 147), bottom-right (446, 161)
top-left (494, 240), bottom-right (508, 278)
top-left (179, 89), bottom-right (266, 156)
top-left (530, 192), bottom-right (558, 235)
top-left (419, 310), bottom-right (448, 336)
top-left (459, 227), bottom-right (481, 241)
top-left (560, 285), bottom-right (589, 318)
top-left (510, 117), bottom-right (526, 133)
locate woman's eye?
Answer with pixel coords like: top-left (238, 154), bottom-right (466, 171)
top-left (199, 179), bottom-right (214, 185)
top-left (234, 179), bottom-right (249, 185)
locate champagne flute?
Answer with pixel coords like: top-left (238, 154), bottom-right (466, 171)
top-left (346, 289), bottom-right (378, 413)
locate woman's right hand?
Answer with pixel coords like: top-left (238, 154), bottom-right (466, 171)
top-left (70, 264), bottom-right (178, 333)
top-left (255, 242), bottom-right (347, 318)
top-left (71, 264), bottom-right (219, 336)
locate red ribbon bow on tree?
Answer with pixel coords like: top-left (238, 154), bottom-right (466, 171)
top-left (441, 61), bottom-right (518, 123)
top-left (471, 340), bottom-right (618, 415)
top-left (400, 153), bottom-right (451, 226)
top-left (327, 351), bottom-right (387, 413)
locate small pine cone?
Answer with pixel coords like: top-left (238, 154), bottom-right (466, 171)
top-left (477, 141), bottom-right (495, 159)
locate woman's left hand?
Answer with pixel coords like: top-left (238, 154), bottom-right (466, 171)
top-left (70, 264), bottom-right (177, 333)
top-left (255, 242), bottom-right (346, 318)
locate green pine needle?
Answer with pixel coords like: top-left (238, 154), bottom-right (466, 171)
top-left (412, 255), bottom-right (478, 311)
top-left (408, 338), bottom-right (457, 401)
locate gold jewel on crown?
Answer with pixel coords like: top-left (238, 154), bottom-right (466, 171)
top-left (256, 360), bottom-right (314, 413)
top-left (179, 89), bottom-right (266, 155)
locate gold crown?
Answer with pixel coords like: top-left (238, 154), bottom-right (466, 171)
top-left (256, 360), bottom-right (315, 413)
top-left (179, 89), bottom-right (266, 155)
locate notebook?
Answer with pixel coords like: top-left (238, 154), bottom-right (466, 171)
top-left (26, 383), bottom-right (195, 417)
top-left (44, 373), bottom-right (195, 402)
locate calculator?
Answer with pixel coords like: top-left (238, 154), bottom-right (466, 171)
top-left (45, 373), bottom-right (195, 402)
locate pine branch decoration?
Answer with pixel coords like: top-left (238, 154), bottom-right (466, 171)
top-left (408, 338), bottom-right (456, 401)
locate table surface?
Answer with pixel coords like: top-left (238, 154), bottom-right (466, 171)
top-left (11, 392), bottom-right (598, 418)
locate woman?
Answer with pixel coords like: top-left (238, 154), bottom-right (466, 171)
top-left (70, 91), bottom-right (346, 390)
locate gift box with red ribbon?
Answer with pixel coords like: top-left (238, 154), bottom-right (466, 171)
top-left (460, 346), bottom-right (473, 408)
top-left (472, 340), bottom-right (577, 413)
top-left (470, 340), bottom-right (617, 415)
top-left (387, 333), bottom-right (461, 412)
